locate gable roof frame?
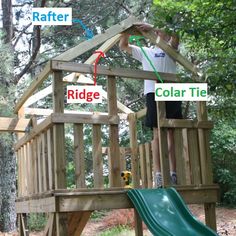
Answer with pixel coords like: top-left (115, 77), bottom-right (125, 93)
top-left (15, 16), bottom-right (138, 114)
top-left (15, 15), bottom-right (201, 115)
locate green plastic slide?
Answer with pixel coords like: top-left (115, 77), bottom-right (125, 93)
top-left (127, 188), bottom-right (218, 236)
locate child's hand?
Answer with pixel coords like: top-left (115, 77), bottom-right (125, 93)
top-left (134, 23), bottom-right (154, 32)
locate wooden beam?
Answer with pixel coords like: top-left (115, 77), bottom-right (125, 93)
top-left (65, 34), bottom-right (122, 82)
top-left (14, 61), bottom-right (51, 113)
top-left (57, 185), bottom-right (218, 212)
top-left (15, 185), bottom-right (219, 213)
top-left (159, 119), bottom-right (213, 129)
top-left (58, 192), bottom-right (132, 212)
top-left (16, 197), bottom-right (56, 213)
top-left (0, 117), bottom-right (31, 132)
top-left (44, 213), bottom-right (55, 236)
top-left (156, 36), bottom-right (200, 76)
top-left (14, 116), bottom-right (53, 150)
top-left (54, 16), bottom-right (138, 61)
top-left (51, 113), bottom-right (119, 125)
top-left (68, 212), bottom-right (92, 236)
top-left (136, 108), bottom-right (146, 119)
top-left (23, 85), bottom-right (52, 108)
top-left (14, 112), bottom-right (121, 151)
top-left (52, 60), bottom-right (178, 82)
top-left (139, 29), bottom-right (200, 76)
top-left (23, 108), bottom-right (128, 120)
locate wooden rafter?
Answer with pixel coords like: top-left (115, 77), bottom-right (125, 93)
top-left (15, 16), bottom-right (137, 114)
top-left (20, 34), bottom-right (133, 114)
top-left (14, 62), bottom-right (52, 113)
top-left (54, 16), bottom-right (137, 61)
top-left (140, 29), bottom-right (201, 76)
top-left (64, 34), bottom-right (122, 82)
top-left (125, 26), bottom-right (200, 76)
top-left (0, 117), bottom-right (31, 132)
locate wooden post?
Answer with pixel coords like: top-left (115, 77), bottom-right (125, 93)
top-left (182, 129), bottom-right (191, 184)
top-left (120, 147), bottom-right (126, 187)
top-left (47, 128), bottom-right (55, 190)
top-left (42, 132), bottom-right (48, 191)
top-left (18, 213), bottom-right (29, 236)
top-left (174, 129), bottom-right (186, 185)
top-left (23, 145), bottom-right (28, 195)
top-left (120, 147), bottom-right (126, 171)
top-left (139, 144), bottom-right (147, 188)
top-left (204, 203), bottom-right (217, 231)
top-left (17, 107), bottom-right (25, 198)
top-left (30, 140), bottom-right (35, 194)
top-left (188, 129), bottom-right (201, 185)
top-left (107, 76), bottom-right (121, 187)
top-left (157, 102), bottom-right (170, 186)
top-left (128, 113), bottom-right (143, 235)
top-left (92, 124), bottom-right (103, 188)
top-left (134, 209), bottom-right (143, 236)
top-left (128, 113), bottom-right (140, 188)
top-left (197, 101), bottom-right (213, 184)
top-left (21, 147), bottom-right (25, 196)
top-left (197, 101), bottom-right (216, 231)
top-left (74, 124), bottom-right (85, 188)
top-left (17, 150), bottom-right (22, 197)
top-left (145, 143), bottom-right (153, 188)
top-left (37, 136), bottom-right (43, 193)
top-left (18, 214), bottom-right (24, 236)
top-left (52, 70), bottom-right (67, 235)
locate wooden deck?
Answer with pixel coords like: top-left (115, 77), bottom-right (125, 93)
top-left (16, 185), bottom-right (219, 213)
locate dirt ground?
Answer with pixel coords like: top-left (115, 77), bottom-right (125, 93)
top-left (0, 205), bottom-right (235, 236)
top-left (82, 205), bottom-right (236, 236)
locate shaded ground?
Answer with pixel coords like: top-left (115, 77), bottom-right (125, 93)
top-left (0, 205), bottom-right (235, 235)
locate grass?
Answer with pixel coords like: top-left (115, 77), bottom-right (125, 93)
top-left (99, 226), bottom-right (133, 236)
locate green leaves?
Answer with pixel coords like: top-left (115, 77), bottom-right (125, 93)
top-left (152, 0), bottom-right (236, 95)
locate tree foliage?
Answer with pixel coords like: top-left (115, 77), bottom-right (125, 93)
top-left (152, 0), bottom-right (236, 95)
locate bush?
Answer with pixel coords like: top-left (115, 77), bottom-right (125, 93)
top-left (28, 213), bottom-right (46, 231)
top-left (211, 121), bottom-right (236, 205)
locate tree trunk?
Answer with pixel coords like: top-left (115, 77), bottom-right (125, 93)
top-left (0, 136), bottom-right (16, 232)
top-left (2, 0), bottom-right (13, 43)
top-left (0, 0), bottom-right (16, 232)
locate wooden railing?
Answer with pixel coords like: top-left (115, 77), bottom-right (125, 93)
top-left (15, 61), bottom-right (214, 198)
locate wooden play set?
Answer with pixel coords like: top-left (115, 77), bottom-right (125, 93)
top-left (0, 16), bottom-right (219, 235)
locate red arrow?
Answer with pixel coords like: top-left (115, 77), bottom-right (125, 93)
top-left (93, 50), bottom-right (105, 86)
